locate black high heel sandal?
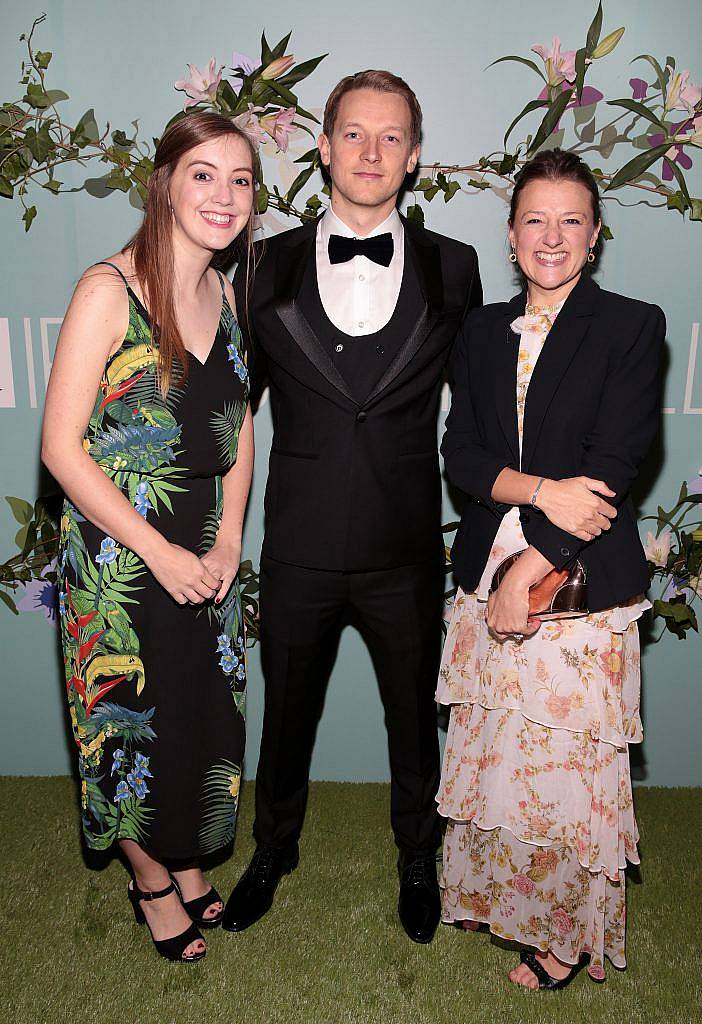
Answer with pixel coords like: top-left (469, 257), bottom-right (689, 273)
top-left (128, 880), bottom-right (207, 962)
top-left (518, 950), bottom-right (591, 990)
top-left (170, 875), bottom-right (224, 929)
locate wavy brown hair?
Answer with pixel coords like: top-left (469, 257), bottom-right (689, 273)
top-left (127, 111), bottom-right (257, 393)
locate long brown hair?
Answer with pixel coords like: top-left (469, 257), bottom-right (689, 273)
top-left (128, 111), bottom-right (257, 393)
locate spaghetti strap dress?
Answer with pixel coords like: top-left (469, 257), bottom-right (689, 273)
top-left (58, 263), bottom-right (249, 859)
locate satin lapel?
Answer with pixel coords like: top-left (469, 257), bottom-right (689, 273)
top-left (273, 221), bottom-right (356, 406)
top-left (521, 275), bottom-right (599, 471)
top-left (365, 222), bottom-right (442, 407)
top-left (494, 299), bottom-right (522, 463)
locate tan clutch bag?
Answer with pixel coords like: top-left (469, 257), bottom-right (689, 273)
top-left (489, 551), bottom-right (588, 620)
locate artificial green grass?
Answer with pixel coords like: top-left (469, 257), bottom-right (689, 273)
top-left (1, 780), bottom-right (700, 1024)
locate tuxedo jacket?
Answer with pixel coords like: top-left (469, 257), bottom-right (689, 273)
top-left (442, 273), bottom-right (666, 612)
top-left (238, 215), bottom-right (482, 571)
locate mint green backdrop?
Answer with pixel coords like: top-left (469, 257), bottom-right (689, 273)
top-left (1, 0), bottom-right (700, 784)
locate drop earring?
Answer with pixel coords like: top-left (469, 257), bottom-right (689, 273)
top-left (509, 248), bottom-right (518, 263)
top-left (587, 248), bottom-right (595, 263)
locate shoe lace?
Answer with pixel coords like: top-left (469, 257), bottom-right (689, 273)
top-left (405, 859), bottom-right (429, 886)
top-left (251, 848), bottom-right (276, 882)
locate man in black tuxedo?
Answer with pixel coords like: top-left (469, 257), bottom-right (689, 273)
top-left (223, 70), bottom-right (482, 943)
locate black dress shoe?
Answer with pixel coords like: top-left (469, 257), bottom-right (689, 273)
top-left (397, 854), bottom-right (441, 944)
top-left (222, 844), bottom-right (299, 932)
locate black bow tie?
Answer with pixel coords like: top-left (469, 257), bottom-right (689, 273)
top-left (328, 232), bottom-right (394, 267)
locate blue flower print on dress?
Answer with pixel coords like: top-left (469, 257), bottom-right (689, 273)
top-left (114, 780), bottom-right (130, 803)
top-left (127, 770), bottom-right (150, 800)
top-left (219, 651), bottom-right (239, 675)
top-left (227, 339), bottom-right (249, 384)
top-left (217, 633), bottom-right (232, 655)
top-left (96, 536), bottom-right (120, 565)
top-left (111, 748), bottom-right (125, 775)
top-left (134, 752), bottom-right (153, 777)
top-left (236, 663), bottom-right (245, 682)
top-left (134, 481), bottom-right (153, 519)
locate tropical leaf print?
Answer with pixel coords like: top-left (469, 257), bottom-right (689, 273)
top-left (90, 422), bottom-right (182, 473)
top-left (77, 544), bottom-right (145, 607)
top-left (210, 398), bottom-right (247, 468)
top-left (198, 759), bottom-right (241, 854)
top-left (200, 476), bottom-right (224, 556)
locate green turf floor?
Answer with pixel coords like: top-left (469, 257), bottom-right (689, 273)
top-left (1, 779), bottom-right (700, 1024)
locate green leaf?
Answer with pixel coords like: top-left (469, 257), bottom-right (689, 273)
top-left (43, 179), bottom-right (62, 194)
top-left (574, 46), bottom-right (588, 102)
top-left (592, 26), bottom-right (625, 59)
top-left (270, 31), bottom-right (292, 61)
top-left (585, 1), bottom-right (603, 54)
top-left (256, 181), bottom-right (269, 213)
top-left (631, 54), bottom-right (668, 99)
top-left (44, 89), bottom-right (69, 105)
top-left (406, 203), bottom-right (424, 227)
top-left (278, 54), bottom-right (326, 88)
top-left (443, 180), bottom-right (461, 202)
top-left (295, 147), bottom-right (321, 164)
top-left (264, 77), bottom-right (299, 108)
top-left (111, 129), bottom-right (135, 149)
top-left (5, 496), bottom-right (33, 525)
top-left (285, 163), bottom-right (316, 204)
top-left (304, 193), bottom-right (322, 213)
top-left (423, 184), bottom-right (440, 202)
top-left (527, 88), bottom-right (572, 156)
top-left (24, 123), bottom-right (53, 162)
top-left (0, 590), bottom-right (19, 615)
top-left (600, 223), bottom-right (614, 240)
top-left (690, 198), bottom-right (702, 221)
top-left (24, 83), bottom-right (50, 108)
top-left (663, 157), bottom-right (691, 209)
top-left (104, 168), bottom-right (131, 192)
top-left (487, 55), bottom-right (546, 83)
top-left (468, 178), bottom-right (491, 190)
top-left (503, 98), bottom-right (548, 147)
top-left (606, 97), bottom-right (666, 131)
top-left (35, 50), bottom-right (52, 70)
top-left (22, 205), bottom-right (37, 231)
top-left (260, 32), bottom-right (274, 66)
top-left (605, 143), bottom-right (671, 190)
top-left (71, 109), bottom-right (99, 147)
top-left (0, 176), bottom-right (15, 199)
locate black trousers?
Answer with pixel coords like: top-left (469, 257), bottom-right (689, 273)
top-left (253, 554), bottom-right (444, 857)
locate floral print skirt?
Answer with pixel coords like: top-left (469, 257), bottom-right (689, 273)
top-left (436, 589), bottom-right (644, 980)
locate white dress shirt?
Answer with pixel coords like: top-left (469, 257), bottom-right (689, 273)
top-left (315, 206), bottom-right (405, 336)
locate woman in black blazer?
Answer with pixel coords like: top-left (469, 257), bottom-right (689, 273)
top-left (435, 150), bottom-right (664, 990)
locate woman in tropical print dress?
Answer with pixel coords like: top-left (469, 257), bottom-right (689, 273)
top-left (437, 149), bottom-right (664, 990)
top-left (42, 112), bottom-right (256, 963)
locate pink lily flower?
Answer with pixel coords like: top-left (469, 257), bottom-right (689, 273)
top-left (532, 37), bottom-right (577, 86)
top-left (232, 103), bottom-right (266, 149)
top-left (665, 68), bottom-right (702, 116)
top-left (174, 59), bottom-right (223, 110)
top-left (261, 55), bottom-right (295, 81)
top-left (260, 107), bottom-right (297, 152)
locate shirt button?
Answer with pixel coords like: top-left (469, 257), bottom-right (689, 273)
top-left (359, 274), bottom-right (365, 281)
top-left (335, 344), bottom-right (343, 353)
top-left (356, 411), bottom-right (367, 423)
top-left (376, 344), bottom-right (385, 355)
top-left (561, 547), bottom-right (570, 556)
top-left (358, 321), bottom-right (365, 329)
